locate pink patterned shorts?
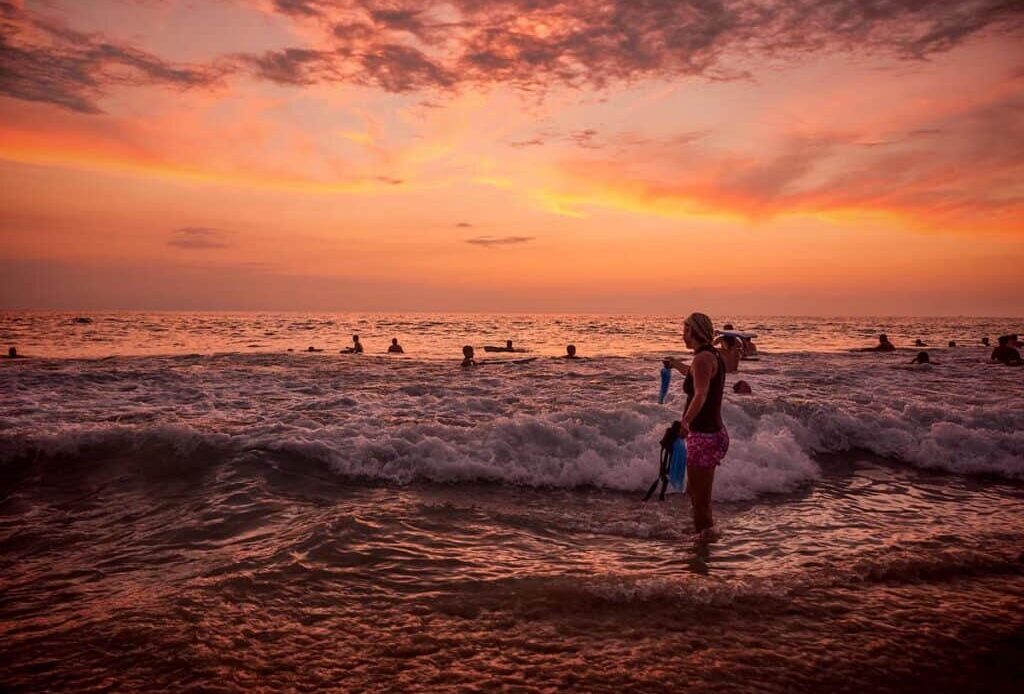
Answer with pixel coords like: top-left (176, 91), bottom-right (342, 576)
top-left (686, 429), bottom-right (729, 468)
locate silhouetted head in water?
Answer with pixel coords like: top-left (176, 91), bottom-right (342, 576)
top-left (948, 340), bottom-right (956, 347)
top-left (914, 339), bottom-right (925, 347)
top-left (662, 358), bottom-right (672, 368)
top-left (392, 338), bottom-right (398, 345)
top-left (912, 351), bottom-right (930, 364)
top-left (733, 380), bottom-right (752, 394)
top-left (722, 323), bottom-right (734, 331)
top-left (7, 346), bottom-right (16, 358)
top-left (565, 344), bottom-right (577, 358)
top-left (461, 345), bottom-right (477, 366)
top-left (982, 337), bottom-right (990, 346)
top-left (997, 335), bottom-right (1011, 346)
top-left (506, 339), bottom-right (513, 350)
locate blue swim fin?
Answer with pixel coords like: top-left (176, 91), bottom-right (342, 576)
top-left (668, 437), bottom-right (687, 491)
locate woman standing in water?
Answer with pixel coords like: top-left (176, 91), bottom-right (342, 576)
top-left (671, 313), bottom-right (728, 535)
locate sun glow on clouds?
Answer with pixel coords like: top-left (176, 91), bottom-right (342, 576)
top-left (0, 0), bottom-right (1022, 312)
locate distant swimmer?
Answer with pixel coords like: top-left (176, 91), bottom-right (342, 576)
top-left (861, 334), bottom-right (896, 352)
top-left (911, 351), bottom-right (934, 365)
top-left (388, 338), bottom-right (404, 354)
top-left (484, 339), bottom-right (525, 353)
top-left (991, 335), bottom-right (1022, 365)
top-left (659, 359), bottom-right (672, 404)
top-left (733, 380), bottom-right (752, 394)
top-left (714, 334), bottom-right (742, 373)
top-left (981, 337), bottom-right (990, 347)
top-left (914, 339), bottom-right (926, 347)
top-left (563, 344), bottom-right (580, 359)
top-left (307, 346), bottom-right (323, 352)
top-left (461, 345), bottom-right (477, 368)
top-left (948, 341), bottom-right (957, 348)
top-left (3, 346), bottom-right (24, 359)
top-left (342, 335), bottom-right (364, 354)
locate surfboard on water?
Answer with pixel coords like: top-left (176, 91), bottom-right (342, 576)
top-left (483, 346), bottom-right (528, 353)
top-left (716, 330), bottom-right (757, 339)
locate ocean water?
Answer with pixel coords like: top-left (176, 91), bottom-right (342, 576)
top-left (1, 312), bottom-right (1022, 692)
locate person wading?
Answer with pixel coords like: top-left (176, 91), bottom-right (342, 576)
top-left (670, 312), bottom-right (729, 535)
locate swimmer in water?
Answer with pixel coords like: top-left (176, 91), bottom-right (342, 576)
top-left (914, 339), bottom-right (926, 347)
top-left (461, 345), bottom-right (477, 368)
top-left (981, 337), bottom-right (990, 347)
top-left (342, 335), bottom-right (364, 354)
top-left (911, 351), bottom-right (934, 365)
top-left (387, 338), bottom-right (404, 354)
top-left (563, 344), bottom-right (580, 359)
top-left (714, 334), bottom-right (742, 373)
top-left (732, 380), bottom-right (752, 394)
top-left (991, 335), bottom-right (1022, 366)
top-left (307, 346), bottom-right (323, 352)
top-left (861, 334), bottom-right (896, 352)
top-left (3, 346), bottom-right (24, 359)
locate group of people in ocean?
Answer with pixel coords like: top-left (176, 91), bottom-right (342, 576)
top-left (856, 332), bottom-right (1022, 367)
top-left (3, 318), bottom-right (1020, 539)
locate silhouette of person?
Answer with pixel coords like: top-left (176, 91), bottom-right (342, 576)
top-left (388, 338), bottom-right (404, 354)
top-left (564, 344), bottom-right (580, 359)
top-left (461, 345), bottom-right (477, 367)
top-left (342, 335), bottom-right (363, 354)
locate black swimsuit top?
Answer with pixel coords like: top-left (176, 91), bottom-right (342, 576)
top-left (683, 344), bottom-right (726, 433)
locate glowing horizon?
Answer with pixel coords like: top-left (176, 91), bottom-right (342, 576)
top-left (1, 0), bottom-right (1022, 315)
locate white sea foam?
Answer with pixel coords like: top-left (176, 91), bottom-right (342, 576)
top-left (1, 342), bottom-right (1021, 497)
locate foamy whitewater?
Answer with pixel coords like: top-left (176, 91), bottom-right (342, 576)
top-left (1, 313), bottom-right (1022, 692)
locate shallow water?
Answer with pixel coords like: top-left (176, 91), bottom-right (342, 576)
top-left (1, 313), bottom-right (1022, 691)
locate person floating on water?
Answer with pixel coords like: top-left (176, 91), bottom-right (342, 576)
top-left (342, 335), bottom-right (364, 354)
top-left (991, 335), bottom-right (1022, 365)
top-left (658, 359), bottom-right (673, 404)
top-left (673, 312), bottom-right (729, 536)
top-left (914, 339), bottom-right (926, 347)
top-left (307, 346), bottom-right (323, 352)
top-left (563, 344), bottom-right (580, 359)
top-left (460, 345), bottom-right (477, 368)
top-left (484, 339), bottom-right (525, 353)
top-left (388, 338), bottom-right (404, 354)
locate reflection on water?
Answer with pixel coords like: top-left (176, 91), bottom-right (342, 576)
top-left (1, 451), bottom-right (1022, 692)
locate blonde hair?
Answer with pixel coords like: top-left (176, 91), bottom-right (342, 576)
top-left (684, 312), bottom-right (715, 346)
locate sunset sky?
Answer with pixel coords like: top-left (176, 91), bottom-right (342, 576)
top-left (1, 0), bottom-right (1022, 314)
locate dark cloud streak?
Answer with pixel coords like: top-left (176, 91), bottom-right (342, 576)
top-left (2, 0), bottom-right (1022, 113)
top-left (465, 235), bottom-right (534, 247)
top-left (0, 1), bottom-right (219, 113)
